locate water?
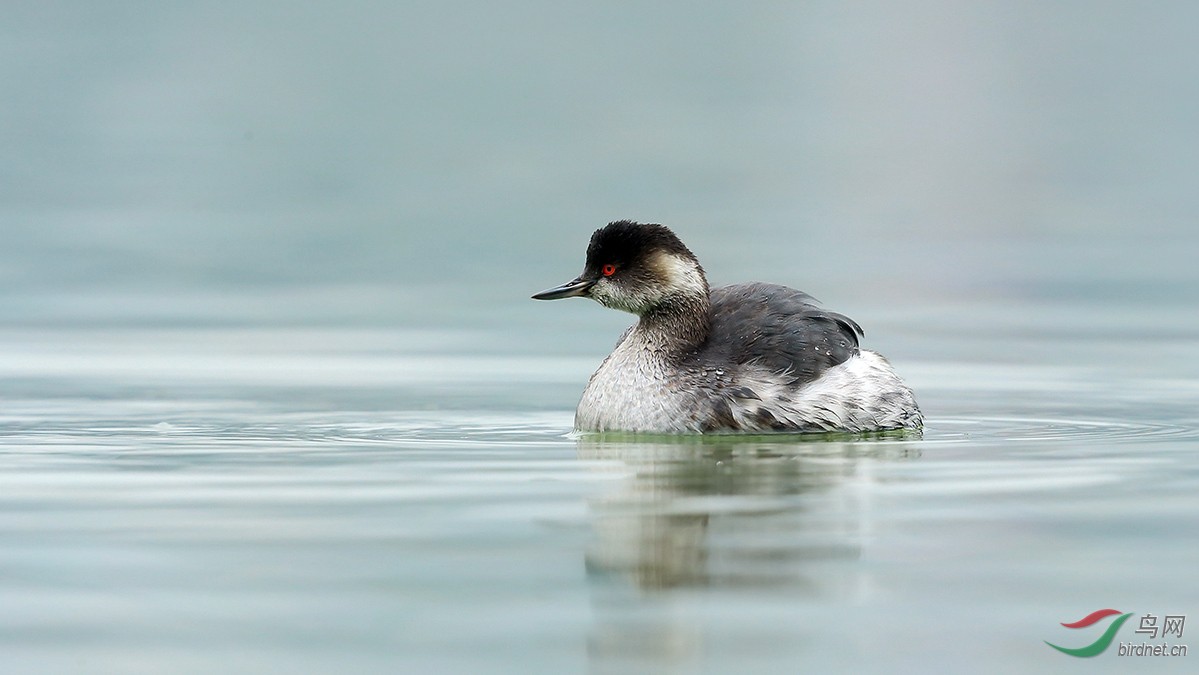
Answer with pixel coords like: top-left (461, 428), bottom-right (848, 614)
top-left (4, 2), bottom-right (1199, 673)
top-left (2, 288), bottom-right (1197, 673)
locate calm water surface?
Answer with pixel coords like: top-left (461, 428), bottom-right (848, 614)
top-left (4, 4), bottom-right (1199, 672)
top-left (2, 288), bottom-right (1196, 674)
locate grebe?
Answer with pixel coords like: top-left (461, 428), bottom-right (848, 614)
top-left (533, 221), bottom-right (922, 433)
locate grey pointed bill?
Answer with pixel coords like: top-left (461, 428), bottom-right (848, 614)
top-left (532, 276), bottom-right (595, 300)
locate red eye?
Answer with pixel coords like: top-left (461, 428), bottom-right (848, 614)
top-left (601, 264), bottom-right (617, 277)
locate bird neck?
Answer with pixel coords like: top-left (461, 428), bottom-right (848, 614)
top-left (635, 291), bottom-right (711, 353)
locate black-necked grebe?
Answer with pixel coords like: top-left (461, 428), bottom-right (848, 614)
top-left (533, 221), bottom-right (922, 433)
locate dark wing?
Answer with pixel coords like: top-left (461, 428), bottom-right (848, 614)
top-left (702, 282), bottom-right (862, 386)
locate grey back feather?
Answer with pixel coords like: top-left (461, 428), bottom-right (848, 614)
top-left (696, 282), bottom-right (862, 386)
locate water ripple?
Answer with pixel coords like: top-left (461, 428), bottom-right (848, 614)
top-left (925, 415), bottom-right (1199, 445)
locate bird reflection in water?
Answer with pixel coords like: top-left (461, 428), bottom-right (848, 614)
top-left (577, 432), bottom-right (920, 671)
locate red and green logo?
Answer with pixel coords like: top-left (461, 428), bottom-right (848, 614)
top-left (1045, 609), bottom-right (1133, 657)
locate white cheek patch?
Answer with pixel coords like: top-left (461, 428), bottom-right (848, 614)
top-left (590, 280), bottom-right (653, 314)
top-left (650, 252), bottom-right (706, 297)
top-left (588, 251), bottom-right (706, 316)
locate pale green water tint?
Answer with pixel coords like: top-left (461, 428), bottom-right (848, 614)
top-left (5, 2), bottom-right (1199, 672)
top-left (2, 297), bottom-right (1197, 674)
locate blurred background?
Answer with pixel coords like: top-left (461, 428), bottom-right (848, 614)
top-left (4, 5), bottom-right (1198, 673)
top-left (4, 1), bottom-right (1196, 334)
